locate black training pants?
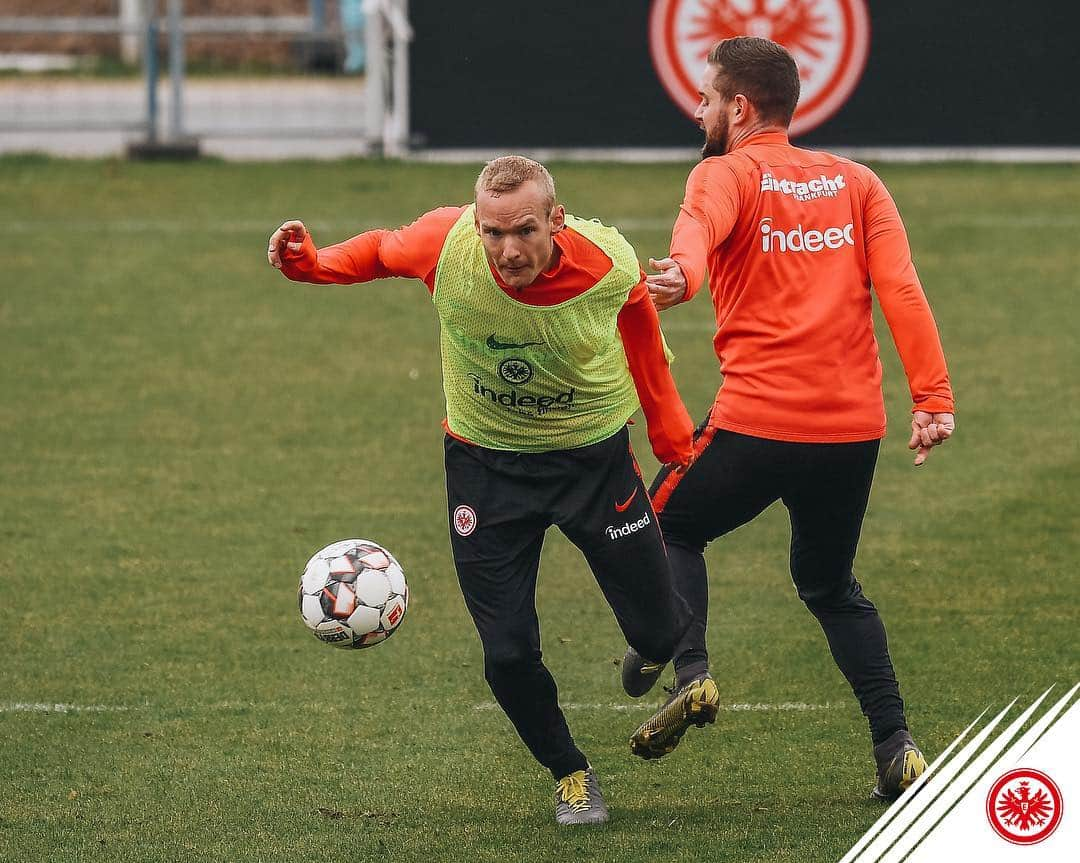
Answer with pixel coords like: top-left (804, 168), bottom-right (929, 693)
top-left (650, 421), bottom-right (907, 745)
top-left (445, 427), bottom-right (691, 779)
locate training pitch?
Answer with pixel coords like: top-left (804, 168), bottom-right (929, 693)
top-left (1, 156), bottom-right (1077, 862)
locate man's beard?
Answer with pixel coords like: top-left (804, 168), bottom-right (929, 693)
top-left (701, 115), bottom-right (730, 158)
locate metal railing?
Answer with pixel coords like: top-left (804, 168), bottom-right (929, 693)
top-left (0, 0), bottom-right (412, 157)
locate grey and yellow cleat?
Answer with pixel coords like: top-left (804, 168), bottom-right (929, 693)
top-left (554, 767), bottom-right (609, 826)
top-left (872, 729), bottom-right (927, 801)
top-left (621, 647), bottom-right (667, 697)
top-left (630, 673), bottom-right (719, 759)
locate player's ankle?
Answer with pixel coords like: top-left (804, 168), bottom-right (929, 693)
top-left (674, 659), bottom-right (710, 687)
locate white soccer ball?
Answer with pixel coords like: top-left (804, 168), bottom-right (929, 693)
top-left (298, 539), bottom-right (408, 649)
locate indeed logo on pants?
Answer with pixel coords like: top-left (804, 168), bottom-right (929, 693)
top-left (606, 511), bottom-right (651, 541)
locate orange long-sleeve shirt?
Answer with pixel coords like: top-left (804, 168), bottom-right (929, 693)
top-left (280, 206), bottom-right (694, 464)
top-left (670, 131), bottom-right (954, 443)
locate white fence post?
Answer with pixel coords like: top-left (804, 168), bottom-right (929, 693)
top-left (363, 0), bottom-right (386, 155)
top-left (387, 0), bottom-right (410, 157)
top-left (167, 0), bottom-right (185, 142)
top-left (363, 0), bottom-right (412, 156)
top-left (119, 0), bottom-right (141, 65)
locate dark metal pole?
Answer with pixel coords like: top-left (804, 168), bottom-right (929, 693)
top-left (167, 0), bottom-right (184, 141)
top-left (143, 0), bottom-right (159, 143)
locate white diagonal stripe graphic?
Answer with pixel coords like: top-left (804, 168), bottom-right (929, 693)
top-left (845, 697), bottom-right (1020, 861)
top-left (838, 710), bottom-right (985, 863)
top-left (1012, 682), bottom-right (1080, 763)
top-left (878, 688), bottom-right (1056, 862)
top-left (844, 685), bottom-right (1077, 862)
top-left (906, 691), bottom-right (1079, 861)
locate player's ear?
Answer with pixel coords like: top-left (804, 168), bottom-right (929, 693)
top-left (732, 94), bottom-right (750, 124)
top-left (550, 204), bottom-right (566, 234)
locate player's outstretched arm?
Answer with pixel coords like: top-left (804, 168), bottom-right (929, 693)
top-left (648, 159), bottom-right (740, 311)
top-left (618, 283), bottom-right (695, 470)
top-left (269, 207), bottom-right (465, 289)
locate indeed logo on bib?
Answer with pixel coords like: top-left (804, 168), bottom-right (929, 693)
top-left (759, 218), bottom-right (854, 254)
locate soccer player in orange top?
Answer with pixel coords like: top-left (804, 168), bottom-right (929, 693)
top-left (623, 37), bottom-right (955, 802)
top-left (268, 156), bottom-right (695, 825)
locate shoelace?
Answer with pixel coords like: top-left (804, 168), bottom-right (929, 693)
top-left (556, 770), bottom-right (590, 812)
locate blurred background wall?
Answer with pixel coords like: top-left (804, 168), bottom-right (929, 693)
top-left (409, 0), bottom-right (1079, 149)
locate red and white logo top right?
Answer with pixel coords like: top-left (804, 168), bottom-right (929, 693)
top-left (649, 0), bottom-right (871, 137)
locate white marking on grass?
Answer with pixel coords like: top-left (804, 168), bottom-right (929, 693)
top-left (0, 702), bottom-right (130, 714)
top-left (2, 699), bottom-right (838, 717)
top-left (7, 219), bottom-right (384, 235)
top-left (472, 701), bottom-right (836, 712)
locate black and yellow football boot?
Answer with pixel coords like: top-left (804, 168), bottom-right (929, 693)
top-left (872, 729), bottom-right (927, 800)
top-left (629, 673), bottom-right (719, 759)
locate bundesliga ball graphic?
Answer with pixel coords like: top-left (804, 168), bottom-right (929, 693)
top-left (298, 539), bottom-right (408, 649)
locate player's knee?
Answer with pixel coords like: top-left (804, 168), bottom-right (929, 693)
top-left (661, 526), bottom-right (706, 556)
top-left (799, 577), bottom-right (874, 615)
top-left (482, 638), bottom-right (539, 680)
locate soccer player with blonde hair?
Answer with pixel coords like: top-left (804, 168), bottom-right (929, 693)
top-left (269, 156), bottom-right (697, 824)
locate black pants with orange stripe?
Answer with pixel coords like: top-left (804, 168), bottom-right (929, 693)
top-left (650, 420), bottom-right (907, 746)
top-left (445, 426), bottom-right (691, 780)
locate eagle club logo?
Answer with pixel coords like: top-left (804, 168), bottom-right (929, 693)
top-left (453, 505), bottom-right (477, 537)
top-left (648, 0), bottom-right (871, 137)
top-left (985, 768), bottom-right (1064, 845)
top-left (498, 358), bottom-right (533, 385)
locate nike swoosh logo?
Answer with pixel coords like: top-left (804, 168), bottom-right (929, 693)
top-left (487, 334), bottom-right (543, 351)
top-left (639, 663), bottom-right (664, 674)
top-left (614, 489), bottom-right (638, 512)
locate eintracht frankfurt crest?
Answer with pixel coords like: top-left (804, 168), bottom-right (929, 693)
top-left (453, 505), bottom-right (477, 537)
top-left (649, 0), bottom-right (870, 136)
top-left (985, 768), bottom-right (1064, 845)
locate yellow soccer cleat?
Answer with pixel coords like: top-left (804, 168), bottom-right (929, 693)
top-left (629, 674), bottom-right (719, 759)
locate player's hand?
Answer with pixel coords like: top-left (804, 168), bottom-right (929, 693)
top-left (646, 257), bottom-right (688, 311)
top-left (908, 411), bottom-right (955, 466)
top-left (267, 220), bottom-right (308, 269)
top-left (665, 453), bottom-right (695, 474)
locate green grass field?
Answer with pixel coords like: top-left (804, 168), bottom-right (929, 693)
top-left (2, 156), bottom-right (1077, 862)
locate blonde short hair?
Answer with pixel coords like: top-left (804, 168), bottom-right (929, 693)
top-left (474, 155), bottom-right (556, 215)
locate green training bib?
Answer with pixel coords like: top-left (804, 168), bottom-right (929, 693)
top-left (432, 205), bottom-right (642, 452)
